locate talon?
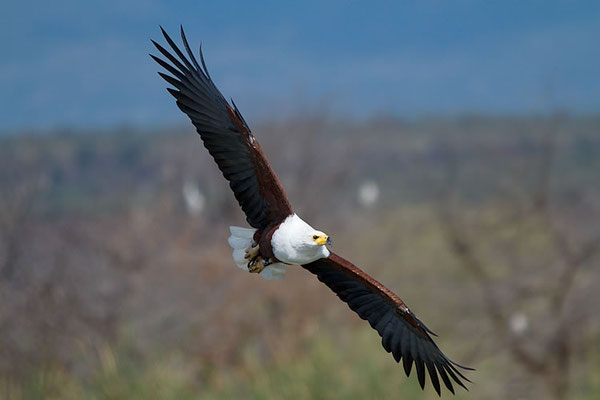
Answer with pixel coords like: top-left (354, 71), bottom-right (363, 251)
top-left (248, 256), bottom-right (267, 274)
top-left (244, 243), bottom-right (260, 260)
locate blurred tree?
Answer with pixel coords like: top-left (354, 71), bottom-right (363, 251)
top-left (437, 115), bottom-right (600, 400)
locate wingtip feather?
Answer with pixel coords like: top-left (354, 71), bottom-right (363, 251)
top-left (160, 25), bottom-right (169, 40)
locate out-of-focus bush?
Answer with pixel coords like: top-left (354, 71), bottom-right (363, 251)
top-left (1, 115), bottom-right (599, 399)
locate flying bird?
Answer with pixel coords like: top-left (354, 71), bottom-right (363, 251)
top-left (151, 26), bottom-right (472, 396)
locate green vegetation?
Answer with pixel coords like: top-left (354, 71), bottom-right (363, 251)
top-left (1, 116), bottom-right (599, 399)
top-left (3, 328), bottom-right (458, 400)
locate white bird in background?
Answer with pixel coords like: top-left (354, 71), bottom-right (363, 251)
top-left (358, 180), bottom-right (380, 208)
top-left (182, 179), bottom-right (205, 216)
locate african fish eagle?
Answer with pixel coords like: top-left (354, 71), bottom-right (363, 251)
top-left (151, 26), bottom-right (472, 396)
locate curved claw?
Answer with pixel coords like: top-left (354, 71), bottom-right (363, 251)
top-left (248, 256), bottom-right (268, 274)
top-left (244, 244), bottom-right (260, 260)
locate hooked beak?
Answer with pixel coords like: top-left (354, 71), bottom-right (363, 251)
top-left (326, 236), bottom-right (333, 246)
top-left (315, 235), bottom-right (332, 246)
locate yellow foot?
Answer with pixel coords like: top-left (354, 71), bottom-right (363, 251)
top-left (248, 256), bottom-right (267, 274)
top-left (244, 244), bottom-right (260, 260)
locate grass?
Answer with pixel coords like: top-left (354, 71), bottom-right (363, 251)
top-left (2, 327), bottom-right (471, 400)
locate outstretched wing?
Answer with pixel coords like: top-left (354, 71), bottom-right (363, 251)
top-left (302, 253), bottom-right (472, 396)
top-left (151, 27), bottom-right (292, 229)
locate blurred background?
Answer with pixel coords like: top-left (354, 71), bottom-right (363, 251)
top-left (1, 1), bottom-right (600, 399)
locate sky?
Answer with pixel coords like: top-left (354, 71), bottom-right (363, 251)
top-left (1, 0), bottom-right (599, 131)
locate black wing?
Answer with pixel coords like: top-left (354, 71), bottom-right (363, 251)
top-left (151, 27), bottom-right (292, 229)
top-left (302, 253), bottom-right (472, 396)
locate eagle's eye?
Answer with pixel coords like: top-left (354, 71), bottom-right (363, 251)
top-left (312, 235), bottom-right (319, 240)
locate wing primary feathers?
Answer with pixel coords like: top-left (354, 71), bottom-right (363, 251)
top-left (231, 98), bottom-right (251, 132)
top-left (151, 55), bottom-right (186, 81)
top-left (158, 72), bottom-right (184, 90)
top-left (153, 40), bottom-right (209, 98)
top-left (413, 314), bottom-right (438, 337)
top-left (436, 363), bottom-right (455, 394)
top-left (179, 25), bottom-right (202, 71)
top-left (444, 364), bottom-right (469, 390)
top-left (366, 306), bottom-right (389, 329)
top-left (390, 323), bottom-right (404, 362)
top-left (151, 27), bottom-right (293, 229)
top-left (415, 324), bottom-right (431, 390)
top-left (449, 358), bottom-right (476, 372)
top-left (152, 40), bottom-right (189, 77)
top-left (301, 254), bottom-right (472, 394)
top-left (382, 318), bottom-right (398, 353)
top-left (374, 312), bottom-right (394, 336)
top-left (160, 26), bottom-right (192, 68)
top-left (198, 42), bottom-right (213, 81)
top-left (157, 30), bottom-right (213, 95)
top-left (415, 356), bottom-right (426, 390)
top-left (403, 349), bottom-right (413, 377)
top-left (448, 362), bottom-right (472, 382)
top-left (401, 323), bottom-right (413, 373)
top-left (426, 360), bottom-right (442, 396)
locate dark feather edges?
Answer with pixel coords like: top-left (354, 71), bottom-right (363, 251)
top-left (302, 256), bottom-right (472, 396)
top-left (151, 27), bottom-right (285, 228)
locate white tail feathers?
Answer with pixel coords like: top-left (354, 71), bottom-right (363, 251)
top-left (228, 226), bottom-right (287, 280)
top-left (228, 226), bottom-right (255, 269)
top-left (228, 226), bottom-right (255, 239)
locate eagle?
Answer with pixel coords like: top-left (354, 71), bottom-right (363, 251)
top-left (151, 27), bottom-right (472, 396)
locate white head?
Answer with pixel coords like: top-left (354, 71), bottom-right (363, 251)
top-left (272, 214), bottom-right (332, 264)
top-left (308, 231), bottom-right (332, 247)
top-left (295, 227), bottom-right (332, 262)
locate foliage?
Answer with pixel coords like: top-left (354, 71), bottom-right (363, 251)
top-left (1, 115), bottom-right (599, 399)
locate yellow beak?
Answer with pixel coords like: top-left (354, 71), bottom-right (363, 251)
top-left (315, 235), bottom-right (329, 245)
